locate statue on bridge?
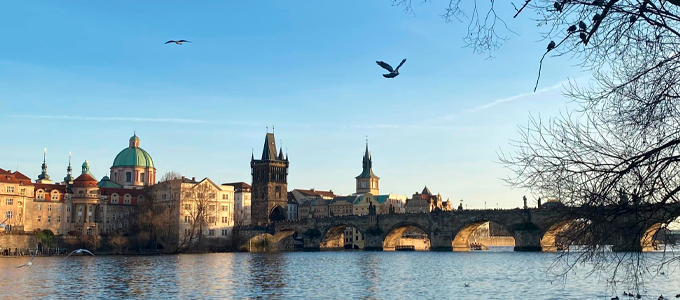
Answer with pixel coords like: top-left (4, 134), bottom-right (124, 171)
top-left (523, 195), bottom-right (528, 210)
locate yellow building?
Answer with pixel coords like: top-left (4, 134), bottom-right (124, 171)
top-left (0, 168), bottom-right (34, 233)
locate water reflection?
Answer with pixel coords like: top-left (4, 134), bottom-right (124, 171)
top-left (0, 252), bottom-right (678, 299)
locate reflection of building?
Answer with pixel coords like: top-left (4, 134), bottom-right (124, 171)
top-left (223, 182), bottom-right (251, 226)
top-left (250, 131), bottom-right (289, 226)
top-left (405, 186), bottom-right (451, 213)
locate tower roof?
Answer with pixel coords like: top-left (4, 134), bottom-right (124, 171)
top-left (422, 186), bottom-right (432, 195)
top-left (356, 140), bottom-right (379, 179)
top-left (261, 133), bottom-right (279, 161)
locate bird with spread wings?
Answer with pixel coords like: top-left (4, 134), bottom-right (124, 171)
top-left (15, 249), bottom-right (37, 268)
top-left (66, 249), bottom-right (95, 258)
top-left (165, 40), bottom-right (191, 45)
top-left (376, 58), bottom-right (407, 78)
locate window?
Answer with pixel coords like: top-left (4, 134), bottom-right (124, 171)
top-left (51, 193), bottom-right (58, 200)
top-left (221, 216), bottom-right (227, 223)
top-left (5, 199), bottom-right (13, 205)
top-left (47, 215), bottom-right (51, 223)
top-left (6, 186), bottom-right (14, 193)
top-left (184, 215), bottom-right (190, 223)
top-left (37, 191), bottom-right (44, 199)
top-left (87, 228), bottom-right (92, 235)
top-left (113, 214), bottom-right (117, 220)
top-left (106, 216), bottom-right (110, 223)
top-left (111, 194), bottom-right (119, 204)
top-left (48, 204), bottom-right (52, 211)
top-left (184, 204), bottom-right (191, 210)
top-left (5, 211), bottom-right (12, 219)
top-left (67, 205), bottom-right (71, 212)
top-left (222, 229), bottom-right (227, 236)
top-left (126, 172), bottom-right (132, 182)
top-left (66, 216), bottom-right (70, 223)
top-left (20, 188), bottom-right (25, 195)
top-left (37, 215), bottom-right (41, 222)
top-left (57, 215), bottom-right (61, 223)
top-left (77, 228), bottom-right (82, 235)
top-left (38, 204), bottom-right (42, 211)
top-left (118, 222), bottom-right (122, 229)
top-left (209, 205), bottom-right (215, 212)
top-left (124, 194), bottom-right (131, 204)
top-left (208, 229), bottom-right (215, 236)
top-left (124, 220), bottom-right (129, 228)
top-left (57, 205), bottom-right (61, 211)
top-left (184, 229), bottom-right (190, 236)
top-left (208, 216), bottom-right (216, 223)
top-left (100, 206), bottom-right (104, 212)
top-left (138, 196), bottom-right (144, 204)
top-left (222, 194), bottom-right (227, 200)
top-left (140, 173), bottom-right (145, 183)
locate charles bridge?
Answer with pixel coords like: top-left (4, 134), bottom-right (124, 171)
top-left (240, 204), bottom-right (678, 252)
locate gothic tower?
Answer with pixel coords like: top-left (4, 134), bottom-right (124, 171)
top-left (251, 131), bottom-right (289, 226)
top-left (356, 140), bottom-right (379, 194)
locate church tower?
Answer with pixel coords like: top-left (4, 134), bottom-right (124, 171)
top-left (36, 148), bottom-right (53, 184)
top-left (251, 131), bottom-right (289, 226)
top-left (356, 140), bottom-right (379, 194)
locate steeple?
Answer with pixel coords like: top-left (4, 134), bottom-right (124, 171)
top-left (357, 139), bottom-right (378, 179)
top-left (36, 148), bottom-right (52, 183)
top-left (81, 159), bottom-right (93, 176)
top-left (64, 152), bottom-right (74, 184)
top-left (278, 145), bottom-right (284, 160)
top-left (261, 133), bottom-right (279, 161)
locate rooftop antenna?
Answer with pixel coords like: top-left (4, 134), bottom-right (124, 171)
top-left (273, 125), bottom-right (275, 134)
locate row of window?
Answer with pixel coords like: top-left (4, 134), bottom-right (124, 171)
top-left (184, 229), bottom-right (230, 236)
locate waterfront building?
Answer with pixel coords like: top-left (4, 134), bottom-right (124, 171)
top-left (222, 182), bottom-right (251, 226)
top-left (286, 192), bottom-right (298, 220)
top-left (0, 168), bottom-right (34, 233)
top-left (150, 176), bottom-right (234, 250)
top-left (250, 131), bottom-right (289, 226)
top-left (405, 186), bottom-right (450, 213)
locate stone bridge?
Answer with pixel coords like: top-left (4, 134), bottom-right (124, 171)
top-left (242, 206), bottom-right (676, 252)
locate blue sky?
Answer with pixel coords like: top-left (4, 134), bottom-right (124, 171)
top-left (0, 1), bottom-right (587, 208)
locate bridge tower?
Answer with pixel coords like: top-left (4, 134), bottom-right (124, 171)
top-left (356, 140), bottom-right (380, 194)
top-left (251, 130), bottom-right (289, 226)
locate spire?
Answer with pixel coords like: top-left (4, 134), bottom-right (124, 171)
top-left (356, 138), bottom-right (379, 179)
top-left (37, 148), bottom-right (51, 182)
top-left (285, 147), bottom-right (289, 161)
top-left (251, 147), bottom-right (255, 162)
top-left (261, 132), bottom-right (278, 161)
top-left (64, 152), bottom-right (74, 183)
top-left (278, 139), bottom-right (284, 160)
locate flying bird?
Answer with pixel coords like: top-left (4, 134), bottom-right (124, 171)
top-left (66, 249), bottom-right (95, 258)
top-left (165, 40), bottom-right (191, 45)
top-left (376, 58), bottom-right (407, 78)
top-left (464, 283), bottom-right (470, 287)
top-left (0, 218), bottom-right (7, 228)
top-left (15, 250), bottom-right (37, 268)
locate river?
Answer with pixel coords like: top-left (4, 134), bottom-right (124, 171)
top-left (1, 248), bottom-right (678, 299)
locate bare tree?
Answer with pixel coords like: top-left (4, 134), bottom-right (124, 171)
top-left (160, 171), bottom-right (183, 182)
top-left (391, 0), bottom-right (680, 289)
top-left (176, 183), bottom-right (219, 252)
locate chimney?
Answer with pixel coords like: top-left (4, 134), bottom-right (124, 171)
top-left (181, 176), bottom-right (185, 180)
top-left (192, 177), bottom-right (196, 181)
top-left (310, 188), bottom-right (315, 192)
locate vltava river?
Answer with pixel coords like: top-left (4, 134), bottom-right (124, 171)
top-left (1, 249), bottom-right (678, 299)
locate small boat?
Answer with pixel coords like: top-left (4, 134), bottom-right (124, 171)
top-left (395, 245), bottom-right (415, 251)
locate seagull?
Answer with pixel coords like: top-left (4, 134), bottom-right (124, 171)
top-left (376, 58), bottom-right (406, 78)
top-left (659, 295), bottom-right (665, 300)
top-left (612, 297), bottom-right (620, 300)
top-left (66, 249), bottom-right (95, 258)
top-left (464, 283), bottom-right (470, 287)
top-left (15, 250), bottom-right (37, 268)
top-left (165, 40), bottom-right (191, 45)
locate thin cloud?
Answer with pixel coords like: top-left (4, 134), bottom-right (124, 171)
top-left (10, 115), bottom-right (260, 126)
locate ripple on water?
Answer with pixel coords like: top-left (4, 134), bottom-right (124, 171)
top-left (0, 251), bottom-right (678, 299)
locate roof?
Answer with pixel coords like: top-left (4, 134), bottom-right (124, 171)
top-left (261, 133), bottom-right (279, 161)
top-left (374, 195), bottom-right (389, 204)
top-left (222, 182), bottom-right (251, 192)
top-left (113, 147), bottom-right (154, 168)
top-left (0, 169), bottom-right (34, 185)
top-left (294, 189), bottom-right (335, 198)
top-left (34, 183), bottom-right (67, 193)
top-left (98, 176), bottom-right (122, 188)
top-left (330, 196), bottom-right (356, 205)
top-left (73, 173), bottom-right (98, 187)
top-left (422, 186), bottom-right (432, 195)
top-left (356, 142), bottom-right (379, 179)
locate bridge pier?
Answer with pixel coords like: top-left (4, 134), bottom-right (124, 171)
top-left (513, 224), bottom-right (542, 252)
top-left (364, 234), bottom-right (384, 251)
top-left (611, 227), bottom-right (644, 252)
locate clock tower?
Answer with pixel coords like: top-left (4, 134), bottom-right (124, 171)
top-left (356, 140), bottom-right (379, 194)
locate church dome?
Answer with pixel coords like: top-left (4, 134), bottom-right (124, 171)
top-left (73, 173), bottom-right (98, 187)
top-left (112, 134), bottom-right (155, 169)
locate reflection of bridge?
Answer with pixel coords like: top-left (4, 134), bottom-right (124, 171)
top-left (242, 206), bottom-right (676, 252)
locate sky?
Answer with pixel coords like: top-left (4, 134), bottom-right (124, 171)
top-left (0, 1), bottom-right (589, 209)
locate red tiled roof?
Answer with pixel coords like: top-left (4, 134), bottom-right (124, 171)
top-left (295, 189), bottom-right (335, 198)
top-left (0, 169), bottom-right (34, 185)
top-left (34, 183), bottom-right (67, 193)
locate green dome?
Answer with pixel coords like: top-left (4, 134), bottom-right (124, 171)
top-left (112, 147), bottom-right (154, 168)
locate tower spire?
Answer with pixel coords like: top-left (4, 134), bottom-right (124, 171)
top-left (37, 148), bottom-right (51, 183)
top-left (64, 152), bottom-right (74, 184)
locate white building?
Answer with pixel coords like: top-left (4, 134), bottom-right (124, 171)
top-left (222, 182), bottom-right (251, 226)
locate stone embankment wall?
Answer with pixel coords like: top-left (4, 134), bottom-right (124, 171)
top-left (0, 234), bottom-right (38, 255)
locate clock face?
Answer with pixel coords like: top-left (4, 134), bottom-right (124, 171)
top-left (361, 181), bottom-right (366, 188)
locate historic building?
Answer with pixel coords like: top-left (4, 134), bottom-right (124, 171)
top-left (287, 192), bottom-right (298, 220)
top-left (250, 132), bottom-right (289, 226)
top-left (355, 141), bottom-right (379, 195)
top-left (150, 176), bottom-right (234, 250)
top-left (109, 134), bottom-right (156, 188)
top-left (405, 186), bottom-right (451, 213)
top-left (222, 182), bottom-right (251, 226)
top-left (0, 168), bottom-right (34, 233)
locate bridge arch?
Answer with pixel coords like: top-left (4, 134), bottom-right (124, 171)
top-left (320, 223), bottom-right (366, 250)
top-left (382, 222), bottom-right (430, 251)
top-left (539, 218), bottom-right (595, 252)
top-left (452, 220), bottom-right (515, 251)
top-left (640, 216), bottom-right (680, 252)
top-left (269, 206), bottom-right (286, 222)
